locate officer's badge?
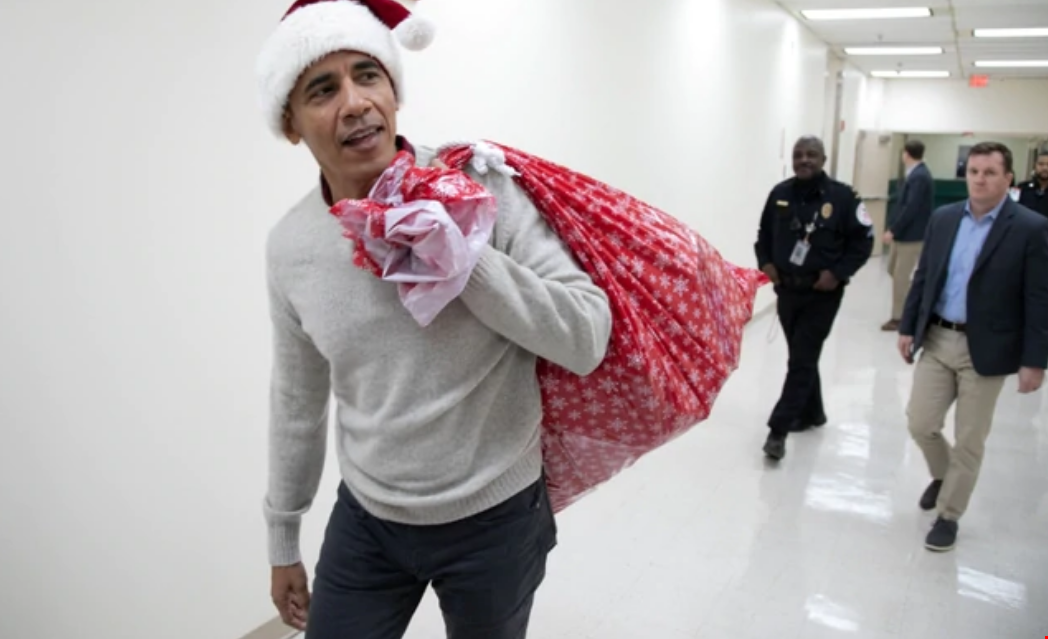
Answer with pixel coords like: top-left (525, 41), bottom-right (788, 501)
top-left (821, 203), bottom-right (833, 219)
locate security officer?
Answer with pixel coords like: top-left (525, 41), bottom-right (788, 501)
top-left (755, 136), bottom-right (874, 461)
top-left (1018, 151), bottom-right (1048, 218)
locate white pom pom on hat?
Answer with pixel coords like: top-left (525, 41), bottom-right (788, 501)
top-left (394, 9), bottom-right (436, 51)
top-left (255, 0), bottom-right (435, 138)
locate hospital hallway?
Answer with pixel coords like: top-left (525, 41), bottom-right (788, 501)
top-left (398, 255), bottom-right (1048, 639)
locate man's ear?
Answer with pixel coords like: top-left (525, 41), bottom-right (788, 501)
top-left (282, 109), bottom-right (302, 145)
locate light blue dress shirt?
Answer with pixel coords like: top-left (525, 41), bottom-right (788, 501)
top-left (935, 196), bottom-right (1009, 323)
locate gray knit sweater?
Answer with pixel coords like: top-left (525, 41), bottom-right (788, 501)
top-left (263, 144), bottom-right (613, 566)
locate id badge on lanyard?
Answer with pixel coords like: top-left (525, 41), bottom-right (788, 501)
top-left (789, 239), bottom-right (810, 266)
top-left (789, 210), bottom-right (819, 266)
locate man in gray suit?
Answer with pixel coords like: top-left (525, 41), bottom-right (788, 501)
top-left (898, 141), bottom-right (1048, 552)
top-left (883, 140), bottom-right (934, 331)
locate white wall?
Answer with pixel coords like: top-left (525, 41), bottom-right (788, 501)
top-left (400, 0), bottom-right (829, 272)
top-left (834, 69), bottom-right (863, 185)
top-left (879, 78), bottom-right (1048, 135)
top-left (0, 1), bottom-right (827, 638)
top-left (830, 68), bottom-right (886, 187)
top-left (856, 76), bottom-right (886, 133)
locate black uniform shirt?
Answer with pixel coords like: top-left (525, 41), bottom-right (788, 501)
top-left (1018, 180), bottom-right (1048, 219)
top-left (755, 172), bottom-right (874, 283)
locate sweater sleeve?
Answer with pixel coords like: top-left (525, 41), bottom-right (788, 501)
top-left (458, 172), bottom-right (613, 377)
top-left (263, 250), bottom-right (332, 567)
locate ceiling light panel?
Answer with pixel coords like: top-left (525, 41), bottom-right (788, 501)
top-left (845, 46), bottom-right (943, 56)
top-left (801, 7), bottom-right (932, 21)
top-left (871, 70), bottom-right (951, 78)
top-left (974, 60), bottom-right (1048, 68)
top-left (973, 28), bottom-right (1048, 39)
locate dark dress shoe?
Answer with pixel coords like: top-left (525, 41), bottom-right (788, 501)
top-left (925, 517), bottom-right (958, 552)
top-left (881, 319), bottom-right (901, 331)
top-left (920, 479), bottom-right (943, 511)
top-left (763, 433), bottom-right (786, 460)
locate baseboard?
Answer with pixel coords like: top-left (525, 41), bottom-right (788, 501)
top-left (238, 616), bottom-right (298, 639)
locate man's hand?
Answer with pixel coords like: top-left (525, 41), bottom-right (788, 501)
top-left (271, 563), bottom-right (311, 631)
top-left (898, 335), bottom-right (915, 364)
top-left (813, 270), bottom-right (839, 292)
top-left (883, 230), bottom-right (894, 245)
top-left (1018, 367), bottom-right (1045, 394)
top-left (761, 264), bottom-right (780, 285)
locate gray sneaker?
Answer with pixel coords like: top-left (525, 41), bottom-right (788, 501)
top-left (925, 517), bottom-right (958, 552)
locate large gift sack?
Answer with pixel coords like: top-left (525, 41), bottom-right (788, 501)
top-left (332, 141), bottom-right (767, 513)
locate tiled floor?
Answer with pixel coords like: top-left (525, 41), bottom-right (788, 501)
top-left (382, 257), bottom-right (1048, 638)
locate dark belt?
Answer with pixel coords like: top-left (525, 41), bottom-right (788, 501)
top-left (931, 314), bottom-right (965, 332)
top-left (778, 273), bottom-right (817, 289)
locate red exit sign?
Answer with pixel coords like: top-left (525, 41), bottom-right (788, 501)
top-left (969, 74), bottom-right (990, 88)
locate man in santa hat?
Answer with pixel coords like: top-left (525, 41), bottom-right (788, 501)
top-left (254, 1), bottom-right (612, 637)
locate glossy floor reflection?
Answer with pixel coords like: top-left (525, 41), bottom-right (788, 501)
top-left (397, 257), bottom-right (1048, 639)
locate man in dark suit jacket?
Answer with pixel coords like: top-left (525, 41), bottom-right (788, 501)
top-left (882, 140), bottom-right (934, 331)
top-left (898, 142), bottom-right (1048, 553)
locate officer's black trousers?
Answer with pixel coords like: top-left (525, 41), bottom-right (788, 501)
top-left (768, 286), bottom-right (844, 435)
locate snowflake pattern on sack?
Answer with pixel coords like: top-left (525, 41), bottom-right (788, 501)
top-left (437, 142), bottom-right (768, 513)
top-left (340, 142), bottom-right (767, 513)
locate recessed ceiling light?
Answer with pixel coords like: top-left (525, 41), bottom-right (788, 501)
top-left (801, 7), bottom-right (932, 21)
top-left (845, 46), bottom-right (943, 56)
top-left (871, 70), bottom-right (951, 78)
top-left (974, 60), bottom-right (1048, 68)
top-left (973, 28), bottom-right (1048, 38)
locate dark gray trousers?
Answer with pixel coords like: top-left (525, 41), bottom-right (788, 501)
top-left (306, 478), bottom-right (557, 639)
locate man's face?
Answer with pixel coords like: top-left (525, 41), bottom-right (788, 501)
top-left (283, 50), bottom-right (398, 186)
top-left (793, 141), bottom-right (826, 180)
top-left (1035, 155), bottom-right (1048, 182)
top-left (965, 152), bottom-right (1013, 206)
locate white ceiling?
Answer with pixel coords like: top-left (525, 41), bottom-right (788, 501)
top-left (776, 0), bottom-right (1048, 78)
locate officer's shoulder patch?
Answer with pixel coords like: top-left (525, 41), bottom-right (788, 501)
top-left (856, 201), bottom-right (872, 226)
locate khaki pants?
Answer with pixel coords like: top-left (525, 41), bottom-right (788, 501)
top-left (888, 241), bottom-right (923, 320)
top-left (907, 326), bottom-right (1006, 521)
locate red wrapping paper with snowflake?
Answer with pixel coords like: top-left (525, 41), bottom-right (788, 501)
top-left (332, 140), bottom-right (767, 513)
top-left (330, 151), bottom-right (498, 327)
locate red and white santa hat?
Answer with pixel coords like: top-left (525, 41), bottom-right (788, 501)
top-left (255, 0), bottom-right (435, 137)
